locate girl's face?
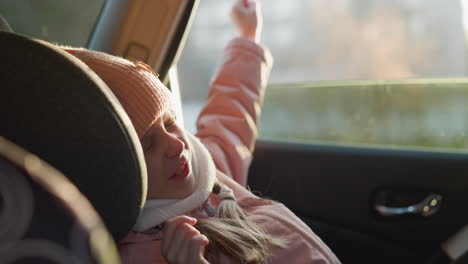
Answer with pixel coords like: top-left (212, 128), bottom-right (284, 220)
top-left (140, 110), bottom-right (196, 199)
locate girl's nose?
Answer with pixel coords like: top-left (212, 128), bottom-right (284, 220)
top-left (165, 133), bottom-right (185, 159)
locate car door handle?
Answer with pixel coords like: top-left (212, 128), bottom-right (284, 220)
top-left (374, 193), bottom-right (443, 217)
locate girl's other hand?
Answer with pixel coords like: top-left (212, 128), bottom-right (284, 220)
top-left (162, 215), bottom-right (210, 264)
top-left (231, 0), bottom-right (263, 43)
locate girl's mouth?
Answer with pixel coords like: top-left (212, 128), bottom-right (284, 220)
top-left (170, 161), bottom-right (189, 181)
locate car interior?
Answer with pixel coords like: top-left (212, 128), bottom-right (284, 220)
top-left (2, 0), bottom-right (468, 263)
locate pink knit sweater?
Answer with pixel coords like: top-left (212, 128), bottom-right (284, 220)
top-left (118, 37), bottom-right (340, 264)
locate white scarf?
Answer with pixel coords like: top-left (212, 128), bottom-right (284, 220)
top-left (132, 133), bottom-right (216, 232)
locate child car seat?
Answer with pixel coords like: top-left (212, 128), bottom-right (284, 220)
top-left (0, 31), bottom-right (147, 242)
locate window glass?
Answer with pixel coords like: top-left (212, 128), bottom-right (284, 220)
top-left (177, 0), bottom-right (468, 150)
top-left (0, 0), bottom-right (105, 46)
top-left (261, 80), bottom-right (468, 150)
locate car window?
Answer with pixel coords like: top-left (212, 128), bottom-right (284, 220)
top-left (0, 0), bottom-right (105, 46)
top-left (178, 0), bottom-right (468, 151)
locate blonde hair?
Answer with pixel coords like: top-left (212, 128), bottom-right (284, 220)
top-left (195, 182), bottom-right (286, 263)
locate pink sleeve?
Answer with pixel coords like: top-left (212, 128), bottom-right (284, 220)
top-left (195, 37), bottom-right (273, 187)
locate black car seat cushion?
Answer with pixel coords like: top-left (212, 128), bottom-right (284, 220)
top-left (0, 31), bottom-right (147, 241)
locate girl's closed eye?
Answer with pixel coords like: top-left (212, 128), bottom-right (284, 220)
top-left (164, 115), bottom-right (177, 131)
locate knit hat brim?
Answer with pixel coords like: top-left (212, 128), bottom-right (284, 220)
top-left (63, 48), bottom-right (175, 138)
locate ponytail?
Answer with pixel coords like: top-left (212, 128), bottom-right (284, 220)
top-left (195, 182), bottom-right (286, 263)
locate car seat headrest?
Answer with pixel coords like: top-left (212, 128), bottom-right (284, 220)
top-left (0, 31), bottom-right (147, 241)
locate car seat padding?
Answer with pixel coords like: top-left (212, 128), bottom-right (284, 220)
top-left (0, 137), bottom-right (120, 263)
top-left (0, 31), bottom-right (147, 241)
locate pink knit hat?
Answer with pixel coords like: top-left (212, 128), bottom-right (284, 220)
top-left (63, 48), bottom-right (174, 138)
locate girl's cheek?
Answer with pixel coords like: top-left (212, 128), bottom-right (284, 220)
top-left (145, 151), bottom-right (157, 164)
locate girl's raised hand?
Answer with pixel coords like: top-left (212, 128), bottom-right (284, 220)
top-left (162, 216), bottom-right (210, 264)
top-left (231, 0), bottom-right (263, 43)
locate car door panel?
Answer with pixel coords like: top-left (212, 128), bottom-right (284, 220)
top-left (248, 140), bottom-right (468, 263)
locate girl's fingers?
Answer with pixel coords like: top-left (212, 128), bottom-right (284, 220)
top-left (175, 233), bottom-right (208, 264)
top-left (189, 235), bottom-right (210, 263)
top-left (163, 216), bottom-right (196, 239)
top-left (177, 230), bottom-right (193, 263)
top-left (166, 223), bottom-right (191, 260)
top-left (169, 233), bottom-right (209, 264)
top-left (173, 223), bottom-right (200, 252)
top-left (162, 216), bottom-right (197, 257)
top-left (162, 217), bottom-right (205, 264)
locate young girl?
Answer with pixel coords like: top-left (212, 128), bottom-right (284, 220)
top-left (64, 0), bottom-right (340, 263)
